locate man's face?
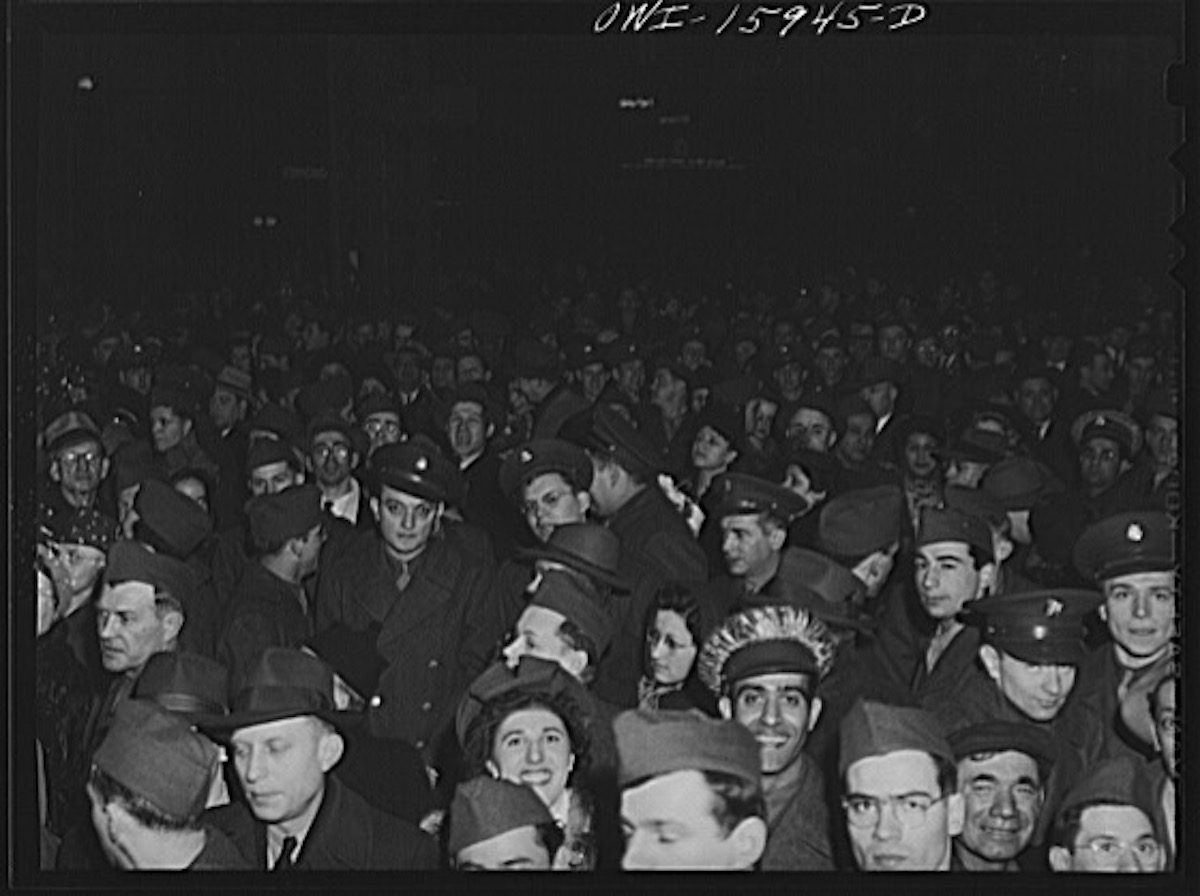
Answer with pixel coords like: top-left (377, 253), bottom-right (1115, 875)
top-left (580, 363), bottom-right (609, 404)
top-left (150, 406), bottom-right (191, 454)
top-left (914, 337), bottom-right (942, 369)
top-left (1052, 805), bottom-right (1163, 873)
top-left (363, 411), bottom-right (403, 455)
top-left (53, 440), bottom-right (108, 495)
top-left (691, 426), bottom-right (736, 472)
top-left (521, 472), bottom-right (589, 543)
top-left (119, 366), bottom-right (152, 395)
top-left (1084, 353), bottom-right (1115, 394)
top-left (1145, 415), bottom-right (1178, 470)
top-left (774, 362), bottom-right (804, 397)
top-left (904, 432), bottom-right (940, 479)
top-left (786, 408), bottom-right (835, 454)
top-left (95, 581), bottom-right (175, 674)
top-left (847, 327), bottom-right (874, 363)
top-left (173, 476), bottom-right (210, 513)
top-left (915, 541), bottom-right (989, 621)
top-left (982, 649), bottom-right (1077, 722)
top-left (957, 750), bottom-right (1043, 864)
top-left (232, 716), bottom-right (339, 826)
top-left (372, 485), bottom-right (440, 561)
top-left (783, 464), bottom-right (825, 508)
top-left (393, 352), bottom-right (422, 392)
top-left (745, 398), bottom-right (778, 442)
top-left (447, 401), bottom-right (491, 460)
top-left (1153, 678), bottom-right (1177, 778)
top-left (502, 605), bottom-right (577, 674)
top-left (724, 673), bottom-right (817, 777)
top-left (720, 514), bottom-right (782, 580)
top-left (295, 522), bottom-right (326, 579)
top-left (860, 382), bottom-right (896, 420)
top-left (650, 368), bottom-right (687, 410)
top-left (431, 357), bottom-right (456, 391)
top-left (814, 346), bottom-right (848, 385)
top-left (488, 706), bottom-right (574, 808)
top-left (617, 359), bottom-right (645, 397)
top-left (1124, 355), bottom-right (1156, 395)
top-left (944, 458), bottom-right (989, 489)
top-left (1079, 437), bottom-right (1122, 493)
top-left (50, 542), bottom-right (108, 597)
top-left (457, 355), bottom-right (487, 385)
top-left (878, 326), bottom-right (910, 363)
top-left (1015, 377), bottom-right (1056, 425)
top-left (621, 769), bottom-right (754, 870)
top-left (309, 431), bottom-right (355, 488)
top-left (209, 387), bottom-right (246, 431)
top-left (249, 460), bottom-right (303, 497)
top-left (680, 340), bottom-right (706, 370)
top-left (456, 826), bottom-right (552, 871)
top-left (837, 413), bottom-right (876, 464)
top-left (844, 749), bottom-right (961, 871)
top-left (1100, 571), bottom-right (1175, 660)
top-left (230, 344), bottom-right (253, 374)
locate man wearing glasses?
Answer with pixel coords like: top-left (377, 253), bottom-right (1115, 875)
top-left (1048, 756), bottom-right (1165, 873)
top-left (838, 699), bottom-right (964, 871)
top-left (41, 406), bottom-right (113, 525)
top-left (305, 412), bottom-right (367, 530)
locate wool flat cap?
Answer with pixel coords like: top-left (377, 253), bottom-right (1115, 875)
top-left (455, 655), bottom-right (592, 749)
top-left (370, 441), bottom-right (461, 505)
top-left (916, 506), bottom-right (994, 556)
top-left (1073, 511), bottom-right (1174, 583)
top-left (966, 588), bottom-right (1102, 665)
top-left (519, 522), bottom-right (628, 591)
top-left (132, 650), bottom-right (231, 723)
top-left (947, 720), bottom-right (1059, 774)
top-left (818, 485), bottom-right (904, 559)
top-left (498, 439), bottom-right (594, 502)
top-left (306, 409), bottom-right (356, 445)
top-left (839, 699), bottom-right (953, 777)
top-left (103, 540), bottom-right (195, 606)
top-left (1056, 757), bottom-right (1158, 830)
top-left (214, 366), bottom-right (254, 402)
top-left (697, 604), bottom-right (835, 696)
top-left (448, 776), bottom-right (555, 857)
top-left (44, 506), bottom-right (119, 553)
top-left (584, 404), bottom-right (663, 476)
top-left (980, 457), bottom-right (1064, 511)
top-left (205, 647), bottom-right (346, 733)
top-left (707, 472), bottom-right (809, 524)
top-left (1070, 409), bottom-right (1142, 458)
top-left (615, 708), bottom-right (762, 790)
top-left (247, 483), bottom-right (323, 548)
top-left (44, 406), bottom-right (102, 455)
top-left (942, 485), bottom-right (1007, 531)
top-left (94, 698), bottom-right (218, 821)
top-left (528, 570), bottom-right (615, 658)
top-left (356, 391), bottom-right (403, 422)
top-left (134, 479), bottom-right (214, 558)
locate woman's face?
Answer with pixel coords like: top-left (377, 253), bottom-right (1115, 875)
top-left (489, 706), bottom-right (575, 808)
top-left (646, 609), bottom-right (698, 687)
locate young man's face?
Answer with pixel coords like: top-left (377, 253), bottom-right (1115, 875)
top-left (249, 460), bottom-right (303, 497)
top-left (579, 363), bottom-right (609, 404)
top-left (914, 541), bottom-right (991, 621)
top-left (837, 413), bottom-right (876, 464)
top-left (860, 382), bottom-right (896, 420)
top-left (981, 648), bottom-right (1077, 722)
top-left (209, 387), bottom-right (246, 431)
top-left (502, 605), bottom-right (580, 677)
top-left (621, 769), bottom-right (758, 870)
top-left (231, 716), bottom-right (340, 827)
top-left (650, 368), bottom-right (687, 411)
top-left (457, 355), bottom-right (488, 385)
top-left (785, 408), bottom-right (835, 454)
top-left (1079, 437), bottom-right (1122, 493)
top-left (456, 826), bottom-right (552, 871)
top-left (691, 426), bottom-right (736, 472)
top-left (877, 326), bottom-right (910, 363)
top-left (150, 406), bottom-right (191, 454)
top-left (1145, 415), bottom-right (1179, 470)
top-left (722, 673), bottom-right (819, 777)
top-left (1015, 377), bottom-right (1056, 425)
top-left (362, 411), bottom-right (403, 455)
top-left (1100, 570), bottom-right (1175, 660)
top-left (372, 485), bottom-right (440, 562)
top-left (1051, 804), bottom-right (1163, 873)
top-left (1153, 677), bottom-right (1178, 778)
top-left (447, 401), bottom-right (491, 460)
top-left (720, 513), bottom-right (783, 580)
top-left (956, 749), bottom-right (1043, 864)
top-left (521, 472), bottom-right (589, 543)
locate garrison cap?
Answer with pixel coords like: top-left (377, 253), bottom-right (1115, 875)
top-left (1073, 511), bottom-right (1174, 583)
top-left (132, 650), bottom-right (231, 723)
top-left (213, 365), bottom-right (254, 402)
top-left (448, 777), bottom-right (554, 857)
top-left (707, 472), bottom-right (809, 525)
top-left (839, 699), bottom-right (953, 778)
top-left (980, 457), bottom-right (1064, 511)
top-left (586, 404), bottom-right (663, 476)
top-left (247, 483), bottom-right (323, 548)
top-left (947, 719), bottom-right (1058, 778)
top-left (370, 441), bottom-right (460, 505)
top-left (1056, 756), bottom-right (1158, 830)
top-left (498, 439), bottom-right (593, 502)
top-left (93, 699), bottom-right (218, 821)
top-left (1070, 409), bottom-right (1142, 458)
top-left (697, 604), bottom-right (835, 696)
top-left (134, 479), bottom-right (214, 558)
top-left (528, 570), bottom-right (615, 657)
top-left (818, 485), bottom-right (904, 560)
top-left (615, 709), bottom-right (761, 790)
top-left (942, 485), bottom-right (1007, 531)
top-left (916, 506), bottom-right (994, 557)
top-left (103, 539), bottom-right (195, 608)
top-left (966, 589), bottom-right (1102, 665)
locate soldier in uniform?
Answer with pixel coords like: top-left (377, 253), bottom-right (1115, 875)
top-left (448, 777), bottom-right (561, 871)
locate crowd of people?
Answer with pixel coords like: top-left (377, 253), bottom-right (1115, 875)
top-left (32, 262), bottom-right (1180, 873)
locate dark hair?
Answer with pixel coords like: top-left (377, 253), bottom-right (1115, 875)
top-left (88, 764), bottom-right (203, 833)
top-left (1050, 802), bottom-right (1089, 850)
top-left (463, 690), bottom-right (591, 785)
top-left (701, 770), bottom-right (765, 836)
top-left (643, 583), bottom-right (706, 679)
top-left (967, 544), bottom-right (996, 570)
top-left (558, 619), bottom-right (600, 681)
top-left (935, 756), bottom-right (958, 795)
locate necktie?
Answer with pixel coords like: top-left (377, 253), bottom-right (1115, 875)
top-left (395, 560), bottom-right (411, 593)
top-left (272, 836), bottom-right (298, 871)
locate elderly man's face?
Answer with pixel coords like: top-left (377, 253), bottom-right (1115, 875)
top-left (95, 581), bottom-right (178, 675)
top-left (232, 716), bottom-right (341, 827)
top-left (1051, 804), bottom-right (1163, 873)
top-left (844, 749), bottom-right (962, 871)
top-left (521, 472), bottom-right (589, 543)
top-left (310, 431), bottom-right (356, 488)
top-left (1100, 570), bottom-right (1175, 661)
top-left (53, 440), bottom-right (108, 495)
top-left (957, 750), bottom-right (1043, 863)
top-left (372, 484), bottom-right (440, 562)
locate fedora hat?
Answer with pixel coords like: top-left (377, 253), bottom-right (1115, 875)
top-left (518, 522), bottom-right (629, 591)
top-left (132, 650), bottom-right (230, 724)
top-left (201, 647), bottom-right (351, 734)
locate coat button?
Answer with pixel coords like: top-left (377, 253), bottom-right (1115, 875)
top-left (428, 659), bottom-right (439, 669)
top-left (415, 740), bottom-right (425, 751)
top-left (422, 701), bottom-right (432, 711)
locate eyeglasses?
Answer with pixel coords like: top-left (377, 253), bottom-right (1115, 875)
top-left (363, 419), bottom-right (402, 436)
top-left (60, 450), bottom-right (103, 469)
top-left (312, 443), bottom-right (351, 461)
top-left (1076, 835), bottom-right (1162, 868)
top-left (842, 792), bottom-right (949, 829)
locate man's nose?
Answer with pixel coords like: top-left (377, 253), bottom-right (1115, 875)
top-left (762, 693), bottom-right (781, 726)
top-left (873, 802), bottom-right (903, 841)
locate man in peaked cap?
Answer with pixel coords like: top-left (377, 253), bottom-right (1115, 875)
top-left (314, 440), bottom-right (496, 767)
top-left (697, 605), bottom-right (837, 870)
top-left (449, 777), bottom-right (561, 870)
top-left (1048, 757), bottom-right (1165, 873)
top-left (615, 709), bottom-right (768, 870)
top-left (203, 648), bottom-right (437, 870)
top-left (508, 336), bottom-right (587, 440)
top-left (86, 699), bottom-right (249, 870)
top-left (838, 699), bottom-right (964, 871)
top-left (947, 720), bottom-right (1058, 871)
top-left (218, 484), bottom-right (325, 686)
top-left (1071, 510), bottom-right (1176, 766)
top-left (499, 438), bottom-right (594, 545)
top-left (40, 404), bottom-right (114, 525)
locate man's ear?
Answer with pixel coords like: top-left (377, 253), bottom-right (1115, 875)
top-left (977, 562), bottom-right (997, 597)
top-left (370, 496), bottom-right (380, 524)
top-left (576, 490), bottom-right (592, 516)
top-left (182, 419), bottom-right (193, 438)
top-left (978, 644), bottom-right (1001, 683)
top-left (807, 696), bottom-right (823, 733)
top-left (825, 431), bottom-right (838, 451)
top-left (99, 457), bottom-right (112, 482)
top-left (994, 536), bottom-right (1014, 566)
top-left (161, 606), bottom-right (185, 646)
top-left (317, 729), bottom-right (345, 773)
top-left (562, 648), bottom-right (589, 680)
top-left (485, 423), bottom-right (496, 440)
top-left (718, 696), bottom-right (733, 721)
top-left (1048, 846), bottom-right (1073, 872)
top-left (767, 526), bottom-right (787, 552)
top-left (350, 451), bottom-right (361, 471)
top-left (287, 535), bottom-right (305, 559)
top-left (946, 791), bottom-right (965, 837)
top-left (49, 460), bottom-right (62, 483)
top-left (1097, 603), bottom-right (1108, 623)
top-left (728, 816), bottom-right (768, 868)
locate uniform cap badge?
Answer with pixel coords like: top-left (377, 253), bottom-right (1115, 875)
top-left (415, 456), bottom-right (428, 472)
top-left (1126, 522), bottom-right (1144, 542)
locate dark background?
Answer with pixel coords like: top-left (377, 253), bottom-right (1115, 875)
top-left (31, 25), bottom-right (1181, 315)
